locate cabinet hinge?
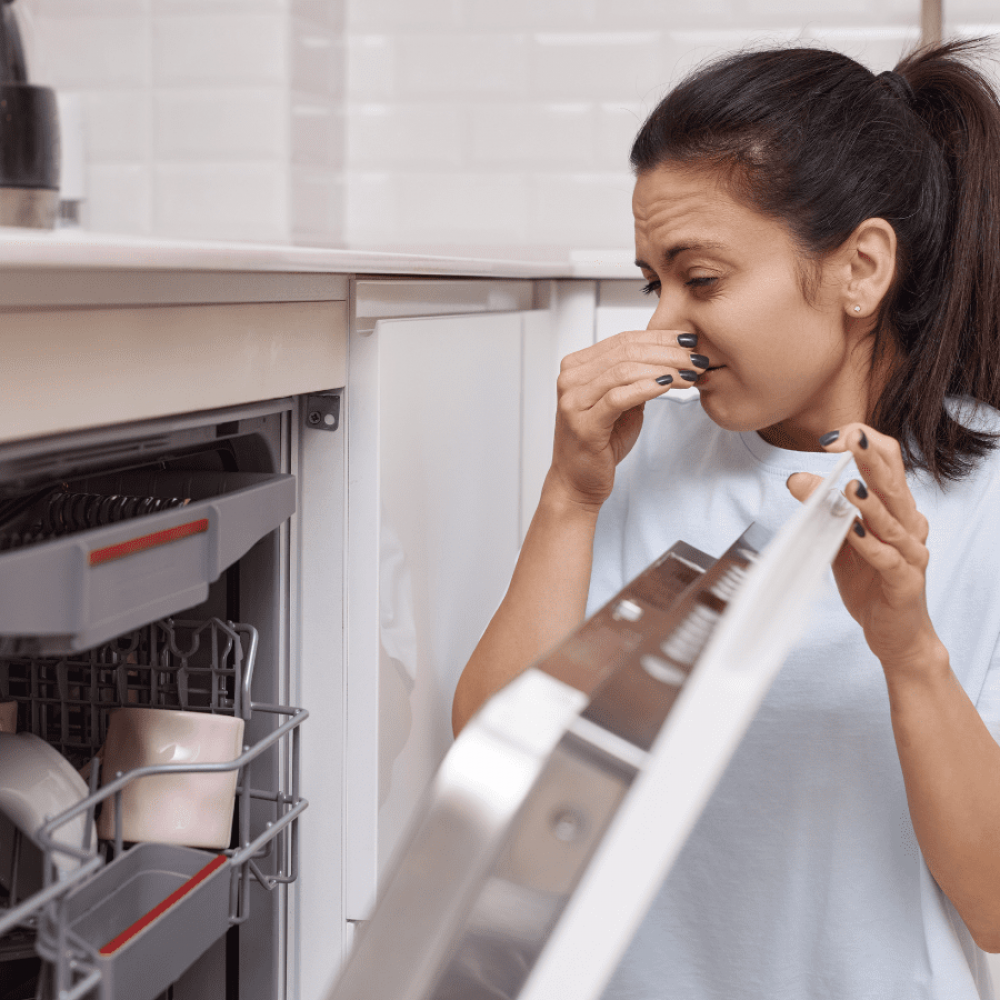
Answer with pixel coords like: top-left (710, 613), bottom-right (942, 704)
top-left (304, 392), bottom-right (341, 432)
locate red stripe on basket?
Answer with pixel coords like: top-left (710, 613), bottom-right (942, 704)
top-left (99, 853), bottom-right (227, 955)
top-left (88, 518), bottom-right (209, 567)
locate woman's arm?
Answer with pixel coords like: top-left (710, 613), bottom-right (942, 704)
top-left (789, 423), bottom-right (1000, 951)
top-left (452, 327), bottom-right (707, 735)
top-left (885, 640), bottom-right (1000, 953)
top-left (450, 473), bottom-right (598, 735)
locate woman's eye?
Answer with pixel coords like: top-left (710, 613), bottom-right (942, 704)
top-left (640, 280), bottom-right (661, 296)
top-left (686, 276), bottom-right (718, 288)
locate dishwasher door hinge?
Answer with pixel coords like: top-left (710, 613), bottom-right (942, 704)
top-left (304, 392), bottom-right (341, 432)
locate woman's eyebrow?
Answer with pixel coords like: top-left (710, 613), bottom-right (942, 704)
top-left (635, 241), bottom-right (729, 271)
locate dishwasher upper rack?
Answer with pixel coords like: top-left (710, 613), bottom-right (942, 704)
top-left (0, 617), bottom-right (257, 771)
top-left (0, 617), bottom-right (309, 1000)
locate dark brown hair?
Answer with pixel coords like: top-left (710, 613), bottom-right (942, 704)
top-left (631, 40), bottom-right (1000, 482)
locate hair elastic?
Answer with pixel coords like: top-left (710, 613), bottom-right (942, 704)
top-left (875, 69), bottom-right (916, 107)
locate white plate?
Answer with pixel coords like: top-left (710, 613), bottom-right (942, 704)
top-left (0, 731), bottom-right (95, 879)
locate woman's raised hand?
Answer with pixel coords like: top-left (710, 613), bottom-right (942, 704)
top-left (548, 329), bottom-right (707, 511)
top-left (787, 423), bottom-right (945, 675)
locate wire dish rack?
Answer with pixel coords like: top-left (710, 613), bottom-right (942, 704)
top-left (0, 617), bottom-right (308, 1000)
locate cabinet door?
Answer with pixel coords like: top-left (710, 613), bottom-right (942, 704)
top-left (346, 309), bottom-right (531, 922)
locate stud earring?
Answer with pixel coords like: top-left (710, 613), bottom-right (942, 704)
top-left (853, 305), bottom-right (862, 313)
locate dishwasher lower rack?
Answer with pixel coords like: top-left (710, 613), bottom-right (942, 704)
top-left (0, 617), bottom-right (308, 1000)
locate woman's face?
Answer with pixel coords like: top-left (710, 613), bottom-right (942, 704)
top-left (633, 163), bottom-right (870, 450)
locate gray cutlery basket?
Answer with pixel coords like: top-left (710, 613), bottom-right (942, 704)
top-left (55, 843), bottom-right (231, 1000)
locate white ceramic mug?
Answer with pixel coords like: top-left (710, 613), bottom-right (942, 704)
top-left (96, 707), bottom-right (245, 850)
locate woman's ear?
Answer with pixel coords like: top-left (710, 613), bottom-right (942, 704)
top-left (842, 218), bottom-right (897, 320)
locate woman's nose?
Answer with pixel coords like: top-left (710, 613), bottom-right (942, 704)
top-left (646, 287), bottom-right (690, 333)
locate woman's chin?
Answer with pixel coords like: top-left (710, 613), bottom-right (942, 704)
top-left (697, 392), bottom-right (768, 434)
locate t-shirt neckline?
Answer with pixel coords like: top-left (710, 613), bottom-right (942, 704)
top-left (738, 429), bottom-right (848, 477)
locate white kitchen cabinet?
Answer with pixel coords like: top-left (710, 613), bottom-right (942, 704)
top-left (344, 279), bottom-right (610, 928)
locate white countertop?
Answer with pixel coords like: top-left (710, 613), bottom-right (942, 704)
top-left (0, 227), bottom-right (641, 280)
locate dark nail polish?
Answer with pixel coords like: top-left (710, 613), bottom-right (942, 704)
top-left (677, 333), bottom-right (698, 348)
top-left (853, 521), bottom-right (866, 538)
top-left (655, 374), bottom-right (673, 386)
top-left (679, 369), bottom-right (699, 382)
top-left (855, 482), bottom-right (868, 500)
top-left (689, 353), bottom-right (710, 369)
top-left (859, 430), bottom-right (869, 449)
top-left (819, 430), bottom-right (840, 446)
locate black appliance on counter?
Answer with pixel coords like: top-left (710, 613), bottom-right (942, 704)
top-left (0, 0), bottom-right (59, 229)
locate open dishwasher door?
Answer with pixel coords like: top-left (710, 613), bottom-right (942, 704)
top-left (325, 453), bottom-right (858, 1000)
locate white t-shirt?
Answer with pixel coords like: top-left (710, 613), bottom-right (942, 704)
top-left (588, 393), bottom-right (1000, 1000)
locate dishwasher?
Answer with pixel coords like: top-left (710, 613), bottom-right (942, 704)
top-left (0, 396), bottom-right (326, 1000)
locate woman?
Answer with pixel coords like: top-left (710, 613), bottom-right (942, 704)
top-left (452, 39), bottom-right (1000, 1000)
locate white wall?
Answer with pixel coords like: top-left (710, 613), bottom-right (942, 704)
top-left (13, 0), bottom-right (1000, 248)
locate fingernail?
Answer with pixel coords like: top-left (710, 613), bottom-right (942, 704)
top-left (655, 374), bottom-right (673, 386)
top-left (679, 369), bottom-right (699, 382)
top-left (819, 430), bottom-right (840, 446)
top-left (689, 353), bottom-right (710, 369)
top-left (677, 333), bottom-right (698, 348)
top-left (853, 521), bottom-right (866, 538)
top-left (855, 481), bottom-right (868, 500)
top-left (859, 430), bottom-right (869, 449)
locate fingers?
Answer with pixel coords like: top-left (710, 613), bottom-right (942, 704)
top-left (815, 421), bottom-right (930, 586)
top-left (843, 478), bottom-right (929, 571)
top-left (818, 422), bottom-right (927, 542)
top-left (785, 471), bottom-right (824, 503)
top-left (559, 329), bottom-right (709, 412)
top-left (560, 328), bottom-right (706, 377)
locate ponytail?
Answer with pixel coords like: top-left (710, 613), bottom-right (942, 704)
top-left (631, 38), bottom-right (1000, 482)
top-left (877, 40), bottom-right (1000, 479)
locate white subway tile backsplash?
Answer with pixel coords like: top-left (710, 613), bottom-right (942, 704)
top-left (291, 20), bottom-right (344, 97)
top-left (530, 32), bottom-right (665, 101)
top-left (530, 172), bottom-right (634, 247)
top-left (395, 33), bottom-right (529, 97)
top-left (30, 15), bottom-right (151, 89)
top-left (291, 168), bottom-right (344, 241)
top-left (291, 100), bottom-right (344, 167)
top-left (803, 26), bottom-right (921, 71)
top-left (24, 0), bottom-right (934, 248)
top-left (471, 103), bottom-right (594, 167)
top-left (152, 0), bottom-right (285, 13)
top-left (81, 90), bottom-right (151, 162)
top-left (396, 172), bottom-right (529, 241)
top-left (293, 0), bottom-right (348, 28)
top-left (23, 0), bottom-right (150, 18)
top-left (588, 0), bottom-right (738, 30)
top-left (948, 0), bottom-right (1000, 19)
top-left (746, 0), bottom-right (873, 21)
top-left (347, 0), bottom-right (460, 32)
top-left (86, 163), bottom-right (152, 235)
top-left (664, 28), bottom-right (805, 86)
top-left (597, 101), bottom-right (649, 169)
top-left (152, 14), bottom-right (286, 86)
top-left (154, 89), bottom-right (286, 159)
top-left (347, 35), bottom-right (396, 100)
top-left (345, 172), bottom-right (399, 244)
top-left (154, 162), bottom-right (288, 241)
top-left (458, 0), bottom-right (599, 30)
top-left (348, 103), bottom-right (465, 166)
